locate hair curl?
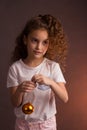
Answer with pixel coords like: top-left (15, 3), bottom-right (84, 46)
top-left (11, 14), bottom-right (68, 72)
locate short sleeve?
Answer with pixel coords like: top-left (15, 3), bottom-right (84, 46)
top-left (7, 66), bottom-right (19, 88)
top-left (52, 63), bottom-right (66, 83)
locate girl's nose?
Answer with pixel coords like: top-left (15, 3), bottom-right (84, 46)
top-left (36, 42), bottom-right (42, 49)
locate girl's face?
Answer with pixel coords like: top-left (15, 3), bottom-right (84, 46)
top-left (24, 29), bottom-right (49, 60)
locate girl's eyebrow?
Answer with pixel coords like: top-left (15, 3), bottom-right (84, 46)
top-left (43, 38), bottom-right (49, 41)
top-left (30, 36), bottom-right (49, 41)
top-left (44, 38), bottom-right (49, 41)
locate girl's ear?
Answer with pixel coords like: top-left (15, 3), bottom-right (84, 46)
top-left (23, 35), bottom-right (27, 45)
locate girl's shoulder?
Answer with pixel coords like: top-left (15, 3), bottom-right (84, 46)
top-left (45, 57), bottom-right (59, 64)
top-left (45, 58), bottom-right (60, 68)
top-left (9, 59), bottom-right (22, 69)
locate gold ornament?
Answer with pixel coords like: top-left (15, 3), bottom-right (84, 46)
top-left (22, 102), bottom-right (34, 114)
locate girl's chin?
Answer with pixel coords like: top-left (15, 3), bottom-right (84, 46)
top-left (34, 54), bottom-right (44, 58)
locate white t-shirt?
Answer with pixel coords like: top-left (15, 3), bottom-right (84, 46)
top-left (7, 58), bottom-right (66, 122)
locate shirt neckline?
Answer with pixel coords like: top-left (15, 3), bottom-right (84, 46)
top-left (20, 58), bottom-right (47, 70)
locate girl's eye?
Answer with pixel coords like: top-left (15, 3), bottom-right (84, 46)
top-left (31, 38), bottom-right (38, 43)
top-left (43, 40), bottom-right (49, 45)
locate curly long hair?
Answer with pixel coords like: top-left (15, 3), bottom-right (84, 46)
top-left (11, 14), bottom-right (68, 72)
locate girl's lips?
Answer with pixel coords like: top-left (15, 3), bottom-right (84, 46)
top-left (34, 50), bottom-right (42, 54)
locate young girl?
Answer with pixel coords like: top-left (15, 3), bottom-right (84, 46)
top-left (7, 14), bottom-right (68, 130)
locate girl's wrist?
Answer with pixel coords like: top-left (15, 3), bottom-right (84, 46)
top-left (16, 86), bottom-right (24, 97)
top-left (49, 79), bottom-right (55, 88)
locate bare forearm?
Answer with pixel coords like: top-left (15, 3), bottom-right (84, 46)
top-left (10, 87), bottom-right (24, 107)
top-left (10, 81), bottom-right (36, 107)
top-left (50, 80), bottom-right (68, 103)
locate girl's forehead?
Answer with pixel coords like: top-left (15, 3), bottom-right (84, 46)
top-left (31, 28), bottom-right (48, 33)
top-left (29, 29), bottom-right (49, 37)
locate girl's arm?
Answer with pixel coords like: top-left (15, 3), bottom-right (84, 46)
top-left (9, 86), bottom-right (24, 107)
top-left (9, 81), bottom-right (36, 107)
top-left (32, 74), bottom-right (68, 103)
top-left (49, 80), bottom-right (68, 103)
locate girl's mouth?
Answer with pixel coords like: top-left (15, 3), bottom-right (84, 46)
top-left (34, 50), bottom-right (42, 54)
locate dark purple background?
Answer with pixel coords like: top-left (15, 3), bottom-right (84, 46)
top-left (0, 0), bottom-right (87, 130)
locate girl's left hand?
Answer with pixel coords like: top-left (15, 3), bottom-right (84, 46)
top-left (31, 74), bottom-right (51, 86)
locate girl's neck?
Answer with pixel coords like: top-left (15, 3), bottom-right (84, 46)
top-left (23, 57), bottom-right (44, 67)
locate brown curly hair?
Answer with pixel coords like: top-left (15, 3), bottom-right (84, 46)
top-left (11, 14), bottom-right (68, 72)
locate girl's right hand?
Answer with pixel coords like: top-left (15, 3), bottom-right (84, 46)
top-left (18, 81), bottom-right (36, 93)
